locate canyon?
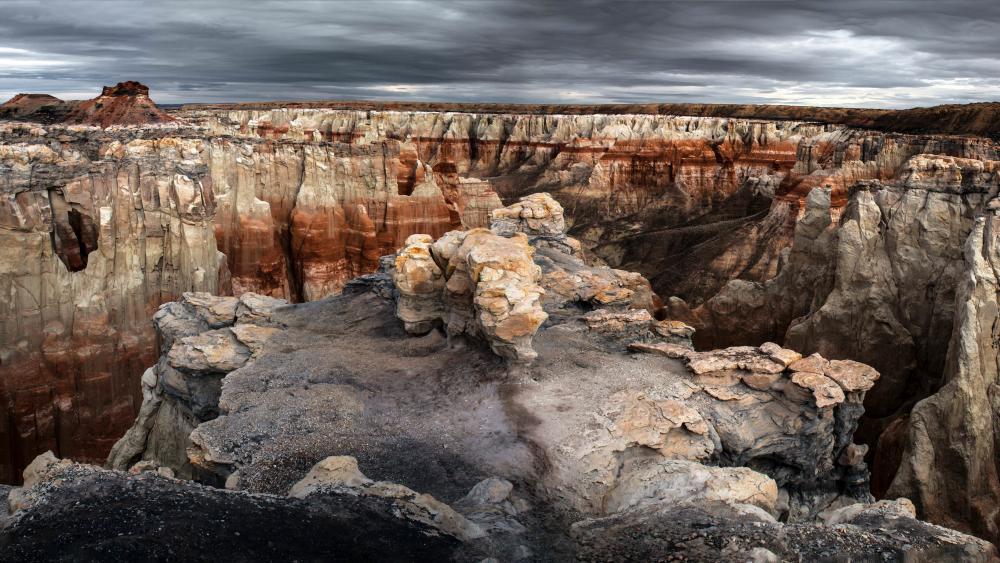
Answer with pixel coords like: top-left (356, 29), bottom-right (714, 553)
top-left (2, 84), bottom-right (1000, 557)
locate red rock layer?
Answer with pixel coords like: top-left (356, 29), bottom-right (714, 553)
top-left (63, 81), bottom-right (176, 128)
top-left (3, 105), bottom-right (997, 494)
top-left (205, 139), bottom-right (466, 302)
top-left (186, 110), bottom-right (999, 305)
top-left (0, 137), bottom-right (226, 484)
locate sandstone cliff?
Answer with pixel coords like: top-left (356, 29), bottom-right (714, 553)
top-left (3, 98), bottom-right (1000, 548)
top-left (0, 130), bottom-right (225, 483)
top-left (87, 205), bottom-right (993, 560)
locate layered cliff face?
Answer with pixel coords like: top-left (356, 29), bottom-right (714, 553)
top-left (669, 152), bottom-right (1000, 538)
top-left (87, 205), bottom-right (995, 561)
top-left (0, 116), bottom-right (501, 483)
top-left (206, 138), bottom-right (476, 301)
top-left (181, 107), bottom-right (997, 305)
top-left (3, 101), bottom-right (1000, 548)
top-left (0, 128), bottom-right (225, 484)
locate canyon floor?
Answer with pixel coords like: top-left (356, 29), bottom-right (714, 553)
top-left (2, 85), bottom-right (1000, 560)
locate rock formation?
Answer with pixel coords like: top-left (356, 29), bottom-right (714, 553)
top-left (75, 210), bottom-right (995, 560)
top-left (3, 91), bottom-right (1000, 550)
top-left (668, 151), bottom-right (1000, 540)
top-left (0, 94), bottom-right (74, 123)
top-left (394, 229), bottom-right (547, 362)
top-left (106, 291), bottom-right (287, 478)
top-left (0, 132), bottom-right (226, 484)
top-left (63, 81), bottom-right (176, 128)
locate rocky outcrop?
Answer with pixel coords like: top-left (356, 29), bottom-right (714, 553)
top-left (289, 455), bottom-right (487, 542)
top-left (88, 245), bottom-right (991, 559)
top-left (490, 192), bottom-right (579, 256)
top-left (106, 291), bottom-right (287, 478)
top-left (63, 81), bottom-right (176, 128)
top-left (391, 193), bottom-right (667, 362)
top-left (394, 229), bottom-right (547, 362)
top-left (887, 204), bottom-right (1000, 541)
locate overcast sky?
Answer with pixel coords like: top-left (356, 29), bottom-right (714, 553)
top-left (1, 0), bottom-right (998, 107)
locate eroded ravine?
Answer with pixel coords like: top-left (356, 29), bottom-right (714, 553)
top-left (2, 101), bottom-right (999, 546)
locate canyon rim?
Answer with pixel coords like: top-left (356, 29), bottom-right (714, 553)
top-left (2, 0), bottom-right (1000, 561)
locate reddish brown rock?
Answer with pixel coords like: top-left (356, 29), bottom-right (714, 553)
top-left (0, 94), bottom-right (74, 123)
top-left (0, 136), bottom-right (225, 484)
top-left (63, 81), bottom-right (176, 128)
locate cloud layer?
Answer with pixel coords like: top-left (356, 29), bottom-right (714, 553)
top-left (1, 0), bottom-right (998, 107)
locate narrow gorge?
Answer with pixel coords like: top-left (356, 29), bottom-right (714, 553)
top-left (2, 86), bottom-right (1000, 558)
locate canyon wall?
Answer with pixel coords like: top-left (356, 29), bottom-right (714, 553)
top-left (2, 105), bottom-right (999, 545)
top-left (171, 105), bottom-right (1000, 543)
top-left (0, 119), bottom-right (498, 483)
top-left (0, 127), bottom-right (225, 483)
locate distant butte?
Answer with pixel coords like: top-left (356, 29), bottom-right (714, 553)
top-left (0, 93), bottom-right (73, 123)
top-left (63, 81), bottom-right (176, 127)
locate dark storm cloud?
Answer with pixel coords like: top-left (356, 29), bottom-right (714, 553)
top-left (0, 0), bottom-right (998, 107)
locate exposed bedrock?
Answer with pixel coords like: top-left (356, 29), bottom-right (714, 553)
top-left (93, 215), bottom-right (993, 560)
top-left (3, 104), bottom-right (1000, 548)
top-left (674, 153), bottom-right (1000, 541)
top-left (178, 109), bottom-right (1000, 541)
top-left (0, 121), bottom-right (499, 482)
top-left (0, 135), bottom-right (226, 484)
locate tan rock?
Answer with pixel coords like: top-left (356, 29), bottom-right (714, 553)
top-left (289, 456), bottom-right (485, 542)
top-left (584, 309), bottom-right (653, 333)
top-left (229, 324), bottom-right (279, 357)
top-left (823, 359), bottom-right (880, 393)
top-left (653, 320), bottom-right (696, 341)
top-left (788, 353), bottom-right (828, 375)
top-left (627, 342), bottom-right (692, 359)
top-left (790, 372), bottom-right (845, 408)
top-left (606, 391), bottom-right (714, 460)
top-left (289, 456), bottom-right (373, 497)
top-left (167, 329), bottom-right (251, 373)
top-left (490, 192), bottom-right (566, 237)
top-left (22, 451), bottom-right (69, 488)
top-left (603, 459), bottom-right (778, 515)
top-left (741, 371), bottom-right (783, 391)
top-left (393, 228), bottom-right (547, 362)
top-left (182, 292), bottom-right (238, 327)
top-left (759, 342), bottom-right (802, 367)
top-left (393, 234), bottom-right (446, 334)
top-left (235, 293), bottom-right (288, 324)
